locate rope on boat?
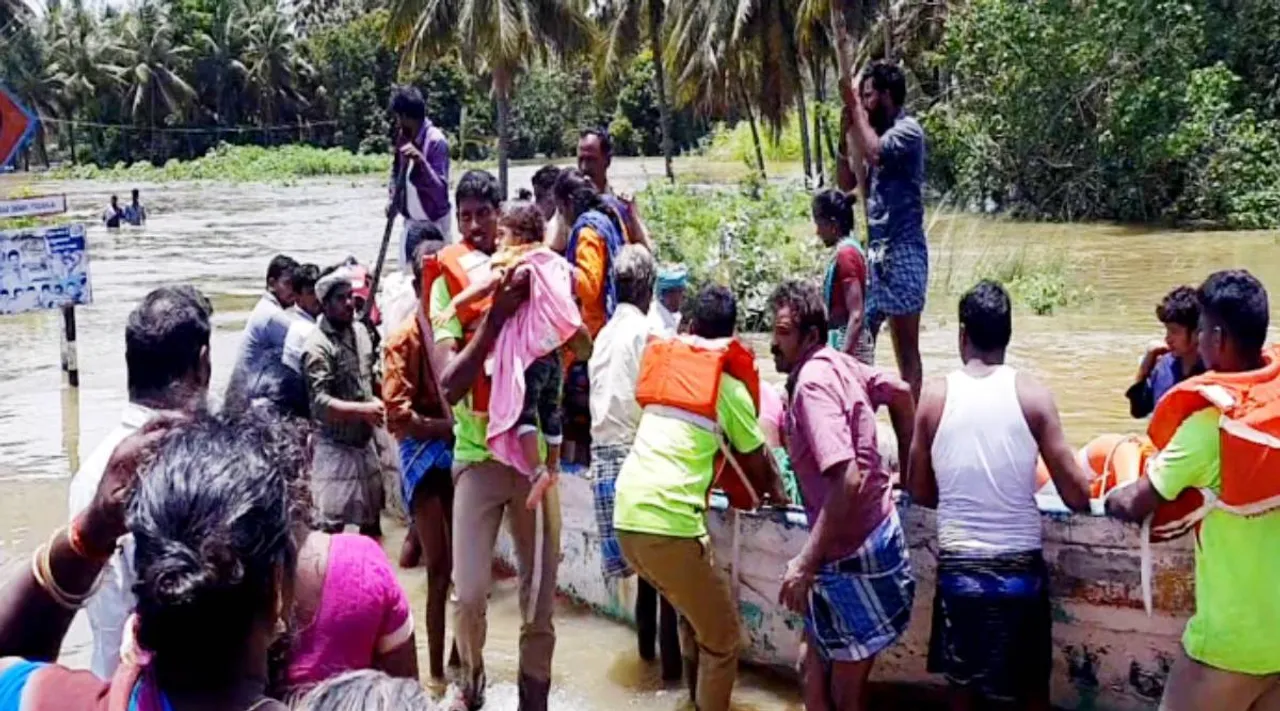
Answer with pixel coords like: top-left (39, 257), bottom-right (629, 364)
top-left (1141, 514), bottom-right (1154, 617)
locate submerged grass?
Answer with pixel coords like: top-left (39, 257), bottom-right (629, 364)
top-left (48, 143), bottom-right (387, 183)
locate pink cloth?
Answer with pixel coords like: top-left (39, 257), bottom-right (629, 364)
top-left (284, 533), bottom-right (413, 690)
top-left (760, 381), bottom-right (785, 430)
top-left (488, 248), bottom-right (583, 475)
top-left (785, 347), bottom-right (897, 563)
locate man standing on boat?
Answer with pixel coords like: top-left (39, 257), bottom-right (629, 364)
top-left (612, 284), bottom-right (786, 711)
top-left (1106, 270), bottom-right (1280, 711)
top-left (839, 61), bottom-right (927, 399)
top-left (907, 280), bottom-right (1091, 711)
top-left (431, 170), bottom-right (559, 711)
top-left (768, 280), bottom-right (916, 710)
top-left (389, 86), bottom-right (452, 265)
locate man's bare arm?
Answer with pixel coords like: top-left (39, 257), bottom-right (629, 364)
top-left (1017, 372), bottom-right (1091, 512)
top-left (1104, 477), bottom-right (1163, 523)
top-left (906, 378), bottom-right (944, 508)
top-left (883, 375), bottom-right (915, 481)
top-left (840, 280), bottom-right (866, 359)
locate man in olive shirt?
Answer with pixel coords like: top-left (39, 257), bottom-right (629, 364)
top-left (302, 265), bottom-right (385, 536)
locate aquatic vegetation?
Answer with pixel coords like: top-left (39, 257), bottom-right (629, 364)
top-left (642, 179), bottom-right (820, 331)
top-left (48, 144), bottom-right (387, 183)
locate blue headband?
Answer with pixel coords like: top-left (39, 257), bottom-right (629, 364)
top-left (656, 264), bottom-right (688, 293)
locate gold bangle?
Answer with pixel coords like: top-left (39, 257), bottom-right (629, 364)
top-left (31, 544), bottom-right (79, 611)
top-left (32, 528), bottom-right (104, 610)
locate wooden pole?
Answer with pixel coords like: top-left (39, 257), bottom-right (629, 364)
top-left (830, 0), bottom-right (871, 244)
top-left (61, 304), bottom-right (79, 388)
top-left (364, 164), bottom-right (406, 322)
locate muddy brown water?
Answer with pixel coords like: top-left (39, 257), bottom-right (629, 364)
top-left (1, 157), bottom-right (1278, 709)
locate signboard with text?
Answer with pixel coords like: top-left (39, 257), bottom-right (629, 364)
top-left (0, 194), bottom-right (68, 219)
top-left (0, 224), bottom-right (92, 315)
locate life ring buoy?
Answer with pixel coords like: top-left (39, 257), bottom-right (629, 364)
top-left (1034, 433), bottom-right (1151, 498)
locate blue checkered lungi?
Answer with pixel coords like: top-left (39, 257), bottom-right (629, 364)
top-left (591, 442), bottom-right (633, 579)
top-left (805, 510), bottom-right (915, 662)
top-left (865, 238), bottom-right (929, 335)
top-left (399, 437), bottom-right (453, 510)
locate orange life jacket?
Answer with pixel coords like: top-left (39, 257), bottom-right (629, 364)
top-left (1144, 344), bottom-right (1280, 533)
top-left (422, 243), bottom-right (494, 411)
top-left (634, 335), bottom-right (764, 510)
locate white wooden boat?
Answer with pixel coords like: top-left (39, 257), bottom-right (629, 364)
top-left (495, 431), bottom-right (1194, 710)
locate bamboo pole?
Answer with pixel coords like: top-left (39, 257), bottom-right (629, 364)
top-left (830, 0), bottom-right (870, 244)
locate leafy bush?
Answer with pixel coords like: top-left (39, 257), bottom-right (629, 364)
top-left (641, 181), bottom-right (821, 330)
top-left (924, 0), bottom-right (1280, 229)
top-left (50, 143), bottom-right (386, 182)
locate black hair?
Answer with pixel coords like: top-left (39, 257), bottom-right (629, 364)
top-left (769, 279), bottom-right (829, 344)
top-left (455, 169), bottom-right (502, 209)
top-left (514, 188), bottom-right (533, 201)
top-left (811, 189), bottom-right (855, 235)
top-left (129, 411), bottom-right (303, 692)
top-left (5, 250), bottom-right (16, 259)
top-left (554, 168), bottom-right (606, 222)
top-left (411, 239), bottom-right (447, 291)
top-left (295, 670), bottom-right (435, 711)
top-left (126, 286), bottom-right (213, 401)
top-left (292, 264), bottom-right (320, 295)
top-left (959, 280), bottom-right (1012, 351)
top-left (1156, 285), bottom-right (1200, 331)
top-left (266, 254), bottom-right (298, 286)
top-left (40, 284), bottom-right (49, 291)
top-left (403, 221), bottom-right (445, 272)
top-left (389, 85), bottom-right (427, 121)
top-left (580, 128), bottom-right (613, 157)
top-left (532, 165), bottom-right (562, 197)
top-left (0, 290), bottom-right (8, 297)
top-left (862, 61), bottom-right (907, 107)
top-left (1197, 269), bottom-right (1269, 354)
top-left (691, 284), bottom-right (737, 339)
top-left (132, 188), bottom-right (140, 198)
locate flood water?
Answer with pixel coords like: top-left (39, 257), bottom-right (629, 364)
top-left (1, 156), bottom-right (1279, 709)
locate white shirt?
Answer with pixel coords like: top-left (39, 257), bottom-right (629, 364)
top-left (67, 402), bottom-right (155, 679)
top-left (931, 366), bottom-right (1043, 553)
top-left (283, 308), bottom-right (317, 374)
top-left (588, 303), bottom-right (653, 445)
top-left (647, 299), bottom-right (681, 336)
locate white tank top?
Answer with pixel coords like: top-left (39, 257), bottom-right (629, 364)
top-left (931, 365), bottom-right (1043, 553)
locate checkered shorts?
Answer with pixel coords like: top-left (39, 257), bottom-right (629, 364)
top-left (591, 443), bottom-right (633, 579)
top-left (866, 239), bottom-right (929, 333)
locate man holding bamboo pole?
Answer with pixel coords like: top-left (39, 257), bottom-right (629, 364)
top-left (837, 61), bottom-right (928, 401)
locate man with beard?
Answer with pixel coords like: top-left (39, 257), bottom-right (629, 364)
top-left (839, 61), bottom-right (927, 400)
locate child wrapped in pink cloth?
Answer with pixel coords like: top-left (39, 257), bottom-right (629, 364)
top-left (434, 202), bottom-right (590, 508)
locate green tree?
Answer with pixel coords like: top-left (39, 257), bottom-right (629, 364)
top-left (115, 1), bottom-right (197, 154)
top-left (307, 9), bottom-right (398, 153)
top-left (243, 0), bottom-right (313, 131)
top-left (1, 24), bottom-right (59, 166)
top-left (599, 0), bottom-right (676, 181)
top-left (192, 0), bottom-right (251, 127)
top-left (387, 0), bottom-right (595, 196)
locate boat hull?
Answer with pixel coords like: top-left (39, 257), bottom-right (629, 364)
top-left (495, 467), bottom-right (1193, 710)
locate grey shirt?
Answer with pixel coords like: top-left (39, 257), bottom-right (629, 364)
top-left (302, 317), bottom-right (380, 446)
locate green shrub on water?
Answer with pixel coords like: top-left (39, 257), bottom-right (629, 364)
top-left (641, 179), bottom-right (822, 331)
top-left (50, 143), bottom-right (387, 183)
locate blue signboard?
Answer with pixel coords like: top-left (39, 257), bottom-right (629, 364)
top-left (0, 224), bottom-right (92, 315)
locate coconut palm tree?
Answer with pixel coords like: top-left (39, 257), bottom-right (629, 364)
top-left (243, 0), bottom-right (313, 133)
top-left (0, 0), bottom-right (30, 37)
top-left (666, 0), bottom-right (769, 177)
top-left (599, 0), bottom-right (676, 182)
top-left (49, 0), bottom-right (121, 163)
top-left (114, 1), bottom-right (197, 155)
top-left (193, 0), bottom-right (252, 127)
top-left (387, 0), bottom-right (595, 197)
